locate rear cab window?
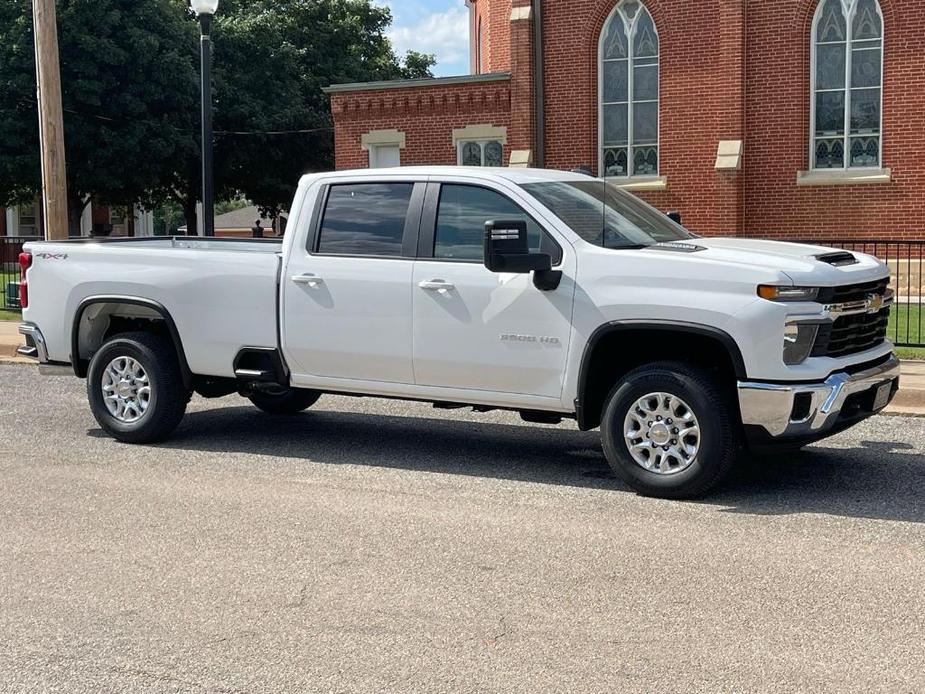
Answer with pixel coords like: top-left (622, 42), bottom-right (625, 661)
top-left (314, 183), bottom-right (416, 257)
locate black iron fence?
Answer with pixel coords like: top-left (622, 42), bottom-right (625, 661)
top-left (3, 234), bottom-right (923, 347)
top-left (1, 237), bottom-right (40, 311)
top-left (801, 240), bottom-right (923, 348)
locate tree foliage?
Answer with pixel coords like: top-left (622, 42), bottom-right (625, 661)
top-left (0, 0), bottom-right (435, 227)
top-left (0, 0), bottom-right (199, 220)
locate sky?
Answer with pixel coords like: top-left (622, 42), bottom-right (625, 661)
top-left (379, 0), bottom-right (470, 77)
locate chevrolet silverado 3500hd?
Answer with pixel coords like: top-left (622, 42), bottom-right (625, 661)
top-left (17, 167), bottom-right (900, 498)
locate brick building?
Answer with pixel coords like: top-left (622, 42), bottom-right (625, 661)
top-left (325, 0), bottom-right (924, 240)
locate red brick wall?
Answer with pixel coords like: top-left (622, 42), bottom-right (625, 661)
top-left (469, 0), bottom-right (511, 73)
top-left (328, 0), bottom-right (925, 241)
top-left (541, 0), bottom-right (754, 236)
top-left (508, 4), bottom-right (535, 155)
top-left (744, 0), bottom-right (925, 241)
top-left (329, 78), bottom-right (512, 170)
top-left (489, 0), bottom-right (512, 72)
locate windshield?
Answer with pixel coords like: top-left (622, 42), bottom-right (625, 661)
top-left (521, 180), bottom-right (696, 249)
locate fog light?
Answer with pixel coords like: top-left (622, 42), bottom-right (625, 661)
top-left (783, 323), bottom-right (819, 365)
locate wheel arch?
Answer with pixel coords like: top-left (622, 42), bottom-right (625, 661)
top-left (575, 320), bottom-right (748, 431)
top-left (71, 296), bottom-right (193, 388)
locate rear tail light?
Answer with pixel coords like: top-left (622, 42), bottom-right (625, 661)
top-left (18, 252), bottom-right (31, 309)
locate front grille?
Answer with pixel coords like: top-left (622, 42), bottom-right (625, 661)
top-left (812, 308), bottom-right (890, 358)
top-left (817, 278), bottom-right (889, 305)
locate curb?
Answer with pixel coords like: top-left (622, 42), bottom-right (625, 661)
top-left (0, 357), bottom-right (35, 366)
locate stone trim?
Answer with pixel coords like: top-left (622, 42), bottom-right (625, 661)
top-left (508, 149), bottom-right (533, 168)
top-left (324, 72), bottom-right (511, 94)
top-left (715, 140), bottom-right (743, 171)
top-left (452, 125), bottom-right (508, 145)
top-left (361, 129), bottom-right (406, 150)
top-left (796, 168), bottom-right (892, 186)
top-left (611, 176), bottom-right (669, 192)
top-left (510, 6), bottom-right (532, 21)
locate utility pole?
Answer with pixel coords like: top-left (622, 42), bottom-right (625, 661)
top-left (191, 0), bottom-right (220, 237)
top-left (32, 0), bottom-right (69, 240)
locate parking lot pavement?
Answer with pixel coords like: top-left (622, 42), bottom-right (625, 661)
top-left (0, 364), bottom-right (923, 693)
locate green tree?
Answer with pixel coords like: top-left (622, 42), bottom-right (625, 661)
top-left (209, 0), bottom-right (435, 214)
top-left (0, 0), bottom-right (200, 233)
top-left (0, 0), bottom-right (434, 232)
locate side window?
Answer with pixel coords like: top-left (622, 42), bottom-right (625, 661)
top-left (811, 0), bottom-right (883, 170)
top-left (316, 183), bottom-right (414, 257)
top-left (457, 140), bottom-right (504, 167)
top-left (434, 184), bottom-right (560, 263)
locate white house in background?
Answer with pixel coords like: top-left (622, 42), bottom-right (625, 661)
top-left (1, 199), bottom-right (154, 238)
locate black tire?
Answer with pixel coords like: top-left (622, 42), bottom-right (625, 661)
top-left (600, 361), bottom-right (739, 499)
top-left (87, 332), bottom-right (189, 443)
top-left (248, 388), bottom-right (321, 415)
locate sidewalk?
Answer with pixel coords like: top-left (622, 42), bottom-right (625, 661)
top-left (1, 319), bottom-right (923, 415)
top-left (0, 320), bottom-right (31, 365)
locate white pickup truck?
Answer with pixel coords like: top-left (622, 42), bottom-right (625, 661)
top-left (17, 167), bottom-right (900, 498)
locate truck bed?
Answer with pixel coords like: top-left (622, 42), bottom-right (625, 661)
top-left (22, 236), bottom-right (284, 378)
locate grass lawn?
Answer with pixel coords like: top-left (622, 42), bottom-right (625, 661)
top-left (890, 303), bottom-right (923, 356)
top-left (1, 268), bottom-right (22, 316)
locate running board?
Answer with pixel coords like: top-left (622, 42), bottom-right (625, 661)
top-left (234, 368), bottom-right (273, 381)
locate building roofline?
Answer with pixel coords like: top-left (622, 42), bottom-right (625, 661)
top-left (323, 72), bottom-right (512, 94)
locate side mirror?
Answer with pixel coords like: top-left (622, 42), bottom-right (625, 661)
top-left (483, 219), bottom-right (551, 273)
top-left (667, 211), bottom-right (683, 225)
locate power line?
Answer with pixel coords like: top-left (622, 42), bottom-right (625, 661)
top-left (12, 98), bottom-right (332, 136)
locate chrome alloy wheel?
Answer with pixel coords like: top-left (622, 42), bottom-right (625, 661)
top-left (101, 356), bottom-right (152, 423)
top-left (623, 392), bottom-right (701, 475)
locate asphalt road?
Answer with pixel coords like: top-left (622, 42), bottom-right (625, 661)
top-left (0, 364), bottom-right (923, 693)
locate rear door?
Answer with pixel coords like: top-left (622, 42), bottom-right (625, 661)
top-left (411, 179), bottom-right (576, 399)
top-left (282, 177), bottom-right (425, 385)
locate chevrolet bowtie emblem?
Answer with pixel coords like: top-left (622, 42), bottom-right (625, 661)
top-left (866, 293), bottom-right (884, 314)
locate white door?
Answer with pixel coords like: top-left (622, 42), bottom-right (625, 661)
top-left (412, 183), bottom-right (576, 399)
top-left (282, 181), bottom-right (420, 384)
top-left (369, 144), bottom-right (401, 168)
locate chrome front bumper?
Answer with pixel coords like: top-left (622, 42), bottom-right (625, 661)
top-left (738, 355), bottom-right (901, 440)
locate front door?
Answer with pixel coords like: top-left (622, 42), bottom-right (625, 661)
top-left (283, 180), bottom-right (424, 385)
top-left (412, 182), bottom-right (576, 399)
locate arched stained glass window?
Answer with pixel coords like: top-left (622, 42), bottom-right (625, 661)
top-left (812, 0), bottom-right (883, 169)
top-left (599, 0), bottom-right (659, 178)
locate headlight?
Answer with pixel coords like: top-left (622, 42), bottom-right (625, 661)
top-left (783, 322), bottom-right (820, 365)
top-left (758, 285), bottom-right (820, 302)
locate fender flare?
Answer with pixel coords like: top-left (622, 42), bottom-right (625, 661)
top-left (71, 295), bottom-right (193, 388)
top-left (575, 320), bottom-right (748, 430)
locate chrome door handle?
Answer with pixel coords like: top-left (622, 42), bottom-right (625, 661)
top-left (292, 274), bottom-right (324, 287)
top-left (418, 280), bottom-right (455, 291)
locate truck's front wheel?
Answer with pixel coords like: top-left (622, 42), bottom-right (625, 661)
top-left (87, 332), bottom-right (189, 443)
top-left (600, 361), bottom-right (739, 499)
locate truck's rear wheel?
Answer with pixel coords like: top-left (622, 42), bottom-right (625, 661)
top-left (87, 332), bottom-right (189, 443)
top-left (600, 361), bottom-right (739, 499)
top-left (248, 388), bottom-right (320, 415)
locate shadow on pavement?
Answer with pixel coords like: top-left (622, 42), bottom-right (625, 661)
top-left (92, 404), bottom-right (924, 524)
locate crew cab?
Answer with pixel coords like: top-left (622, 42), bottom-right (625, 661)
top-left (17, 167), bottom-right (900, 498)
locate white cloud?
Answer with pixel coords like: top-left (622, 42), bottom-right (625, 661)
top-left (387, 6), bottom-right (470, 76)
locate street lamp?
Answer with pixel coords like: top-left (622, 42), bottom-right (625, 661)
top-left (191, 0), bottom-right (219, 236)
